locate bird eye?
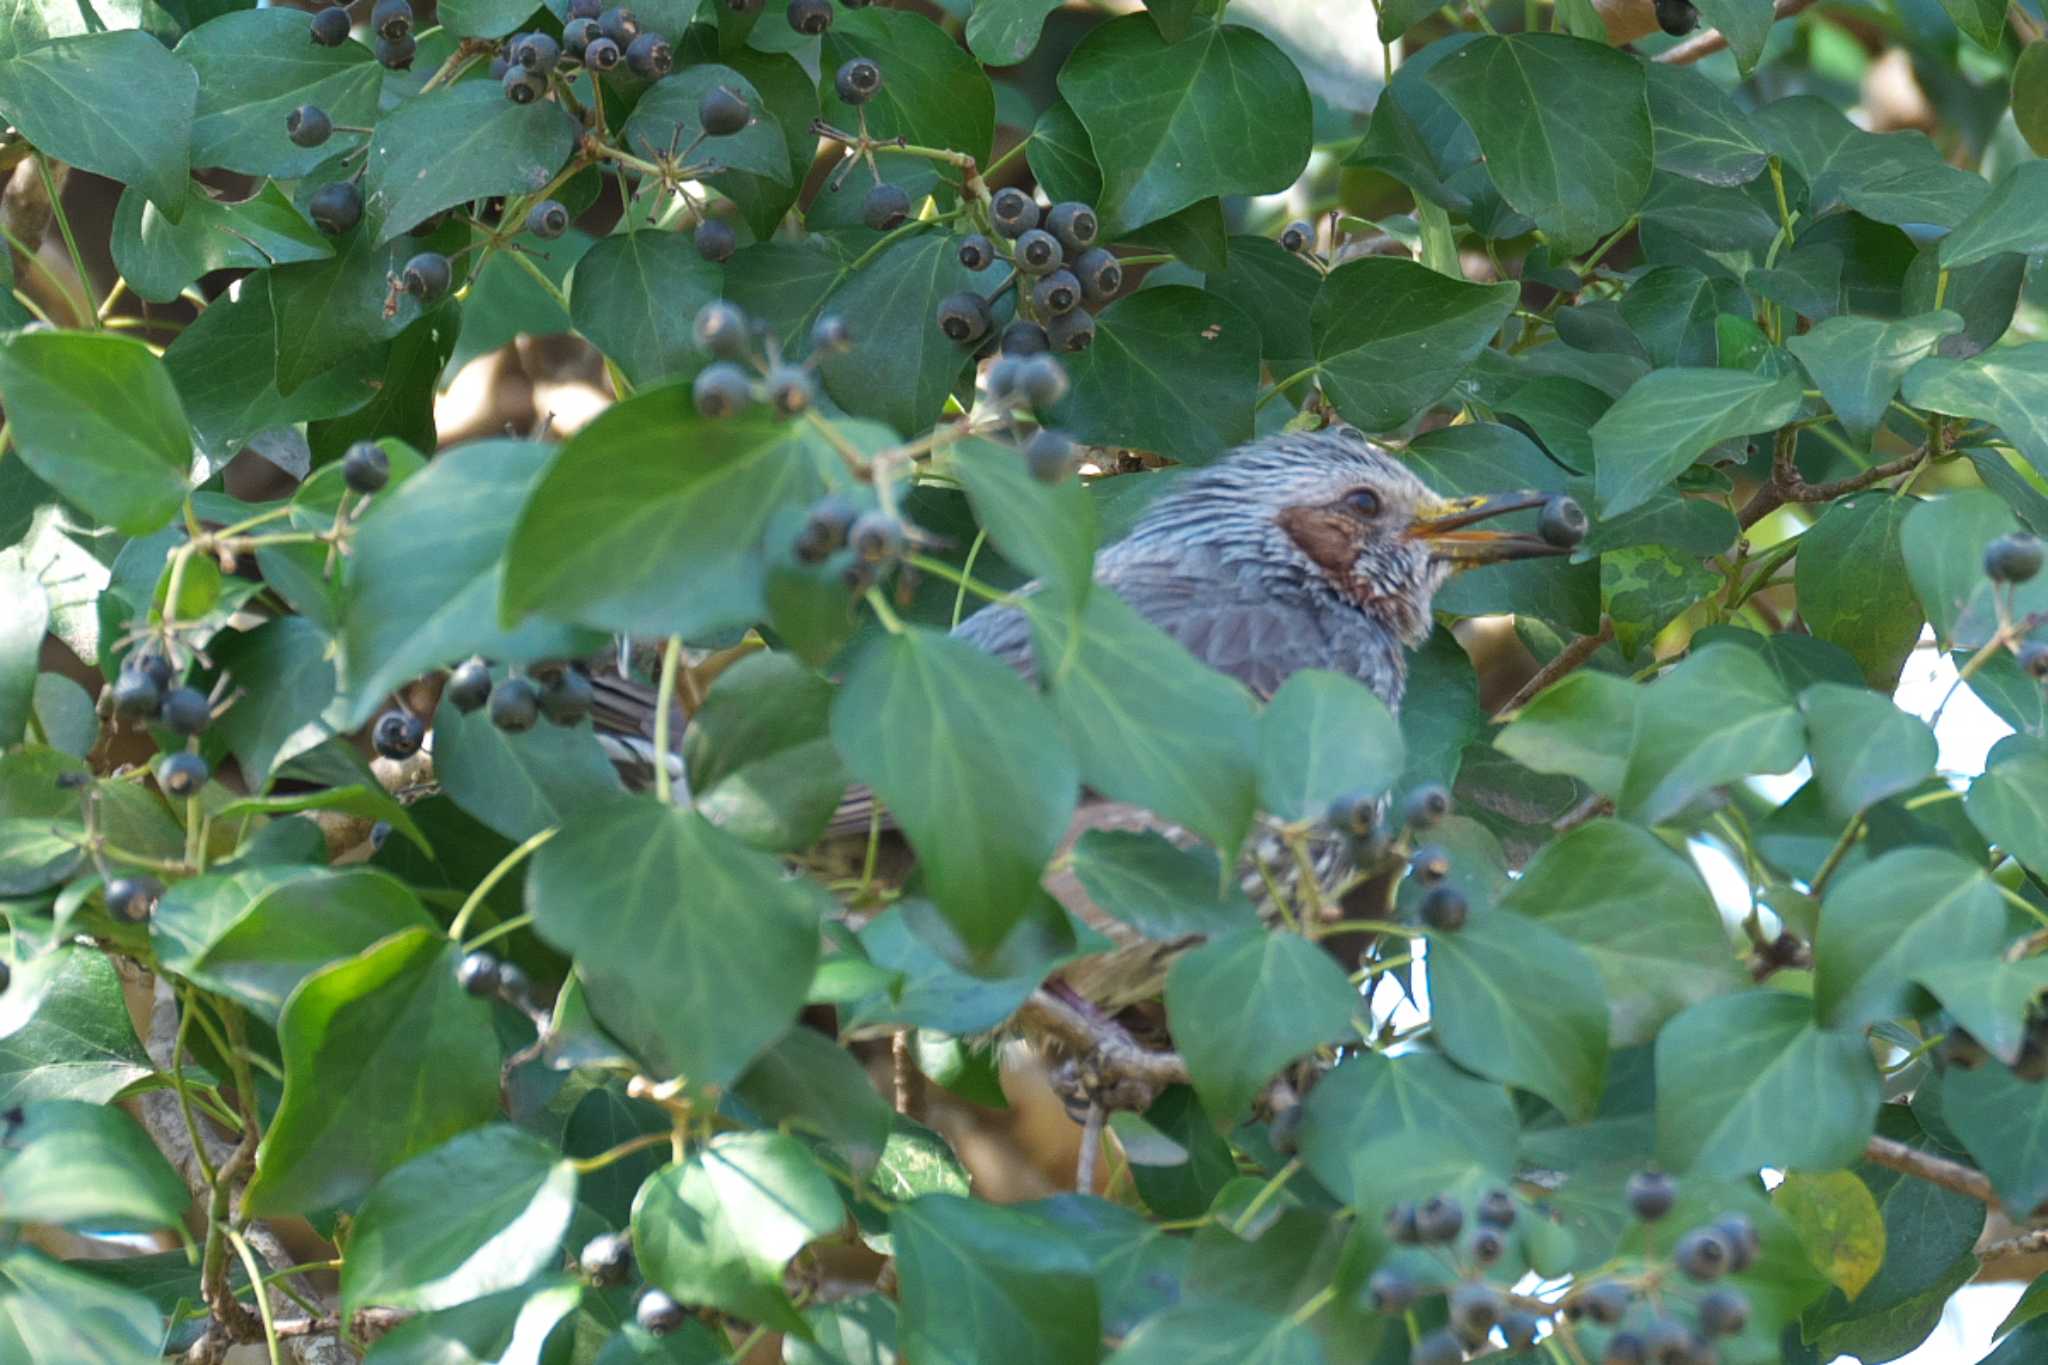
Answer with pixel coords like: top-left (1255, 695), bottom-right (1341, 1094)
top-left (1345, 488), bottom-right (1381, 517)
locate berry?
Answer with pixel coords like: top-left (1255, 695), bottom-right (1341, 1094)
top-left (699, 84), bottom-right (750, 135)
top-left (1404, 783), bottom-right (1452, 829)
top-left (371, 0), bottom-right (412, 39)
top-left (598, 6), bottom-right (639, 45)
top-left (562, 16), bottom-right (599, 55)
top-left (810, 313), bottom-right (853, 353)
top-left (936, 290), bottom-right (992, 345)
top-left (527, 199), bottom-right (569, 239)
top-left (1384, 1201), bottom-right (1421, 1244)
top-left (286, 105), bottom-right (332, 148)
top-left (375, 32), bottom-right (415, 68)
top-left (1986, 533), bottom-right (2044, 584)
top-left (1045, 201), bottom-right (1098, 252)
top-left (447, 658), bottom-right (493, 713)
top-left (990, 187), bottom-right (1039, 238)
top-left (497, 961), bottom-right (533, 1004)
top-left (490, 676), bottom-right (541, 732)
top-left (1280, 219), bottom-right (1314, 253)
top-left (1468, 1226), bottom-right (1505, 1265)
top-left (786, 0), bottom-right (833, 31)
top-left (1415, 1193), bottom-right (1463, 1243)
top-left (850, 512), bottom-right (904, 563)
top-left (1501, 1313), bottom-right (1541, 1350)
top-left (491, 53), bottom-right (510, 79)
top-left (1366, 1268), bottom-right (1416, 1313)
top-left (1653, 0), bottom-right (1699, 34)
top-left (1579, 1280), bottom-right (1631, 1324)
top-left (1642, 1321), bottom-right (1706, 1365)
top-left (1539, 495), bottom-right (1589, 548)
top-left (1073, 247), bottom-right (1124, 303)
top-left (580, 1232), bottom-right (634, 1285)
top-left (626, 30), bottom-right (671, 77)
top-left (308, 181), bottom-right (363, 236)
top-left (1448, 1280), bottom-right (1502, 1337)
top-left (1024, 429), bottom-right (1075, 483)
top-left (309, 5), bottom-right (351, 44)
top-left (110, 668), bottom-right (163, 722)
top-left (1046, 307), bottom-right (1095, 352)
top-left (1410, 844), bottom-right (1451, 885)
top-left (582, 35), bottom-right (620, 70)
top-left (1476, 1187), bottom-right (1516, 1229)
top-left (795, 497), bottom-right (858, 563)
top-left (402, 251), bottom-right (452, 300)
top-left (766, 366), bottom-right (814, 416)
top-left (1603, 1333), bottom-right (1647, 1365)
top-left (1712, 1214), bottom-right (1759, 1272)
top-left (693, 301), bottom-right (750, 358)
top-left (1696, 1287), bottom-right (1749, 1337)
top-left (1033, 269), bottom-right (1080, 316)
top-left (158, 751), bottom-right (210, 799)
top-left (1326, 791), bottom-right (1378, 837)
top-left (160, 686), bottom-right (212, 737)
top-left (105, 876), bottom-right (163, 923)
top-left (1673, 1227), bottom-right (1730, 1281)
top-left (135, 653), bottom-right (175, 691)
top-left (538, 666), bottom-right (594, 726)
top-left (694, 217), bottom-right (736, 262)
top-left (1014, 228), bottom-right (1062, 274)
top-left (957, 234), bottom-right (996, 271)
top-left (1625, 1170), bottom-right (1677, 1221)
top-left (503, 65), bottom-right (545, 102)
top-left (636, 1289), bottom-right (685, 1336)
top-left (1410, 1329), bottom-right (1463, 1365)
top-left (513, 31), bottom-right (560, 71)
top-left (834, 56), bottom-right (882, 104)
top-left (1001, 320), bottom-right (1049, 356)
top-left (1019, 354), bottom-right (1069, 408)
top-left (864, 181), bottom-right (911, 231)
top-left (693, 362), bottom-right (754, 418)
top-left (343, 440), bottom-right (390, 494)
top-left (2022, 641), bottom-right (2048, 679)
top-left (1420, 886), bottom-right (1467, 931)
top-left (569, 0), bottom-right (602, 16)
top-left (373, 708), bottom-right (426, 759)
top-left (457, 951), bottom-right (501, 997)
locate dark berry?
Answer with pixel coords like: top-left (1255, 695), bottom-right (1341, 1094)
top-left (1410, 1329), bottom-right (1463, 1365)
top-left (375, 32), bottom-right (415, 68)
top-left (135, 653), bottom-right (175, 691)
top-left (1014, 228), bottom-right (1062, 274)
top-left (626, 30), bottom-right (671, 78)
top-left (958, 233), bottom-right (996, 271)
top-left (936, 290), bottom-right (991, 345)
top-left (1018, 354), bottom-right (1069, 408)
top-left (1625, 1170), bottom-right (1677, 1221)
top-left (105, 876), bottom-right (163, 923)
top-left (1987, 533), bottom-right (2044, 583)
top-left (490, 676), bottom-right (541, 732)
top-left (1280, 219), bottom-right (1314, 253)
top-left (1366, 1267), bottom-right (1416, 1313)
top-left (371, 0), bottom-right (411, 39)
top-left (580, 1232), bottom-right (634, 1285)
top-left (834, 56), bottom-right (882, 104)
top-left (1073, 246), bottom-right (1123, 303)
top-left (447, 658), bottom-right (493, 713)
top-left (1046, 306), bottom-right (1094, 352)
top-left (1421, 886), bottom-right (1468, 931)
top-left (1448, 1280), bottom-right (1502, 1337)
top-left (536, 666), bottom-right (594, 726)
top-left (1410, 844), bottom-right (1451, 885)
top-left (810, 313), bottom-right (852, 353)
top-left (286, 105), bottom-right (332, 148)
top-left (1642, 1320), bottom-right (1706, 1365)
top-left (158, 751), bottom-right (210, 799)
top-left (513, 30), bottom-right (560, 71)
top-left (766, 366), bottom-right (814, 416)
top-left (1001, 320), bottom-right (1049, 356)
top-left (694, 217), bottom-right (737, 262)
top-left (1414, 1193), bottom-right (1463, 1243)
top-left (1673, 1227), bottom-right (1730, 1281)
top-left (2022, 642), bottom-right (2048, 680)
top-left (786, 0), bottom-right (833, 32)
top-left (849, 512), bottom-right (904, 564)
top-left (1603, 1331), bottom-right (1648, 1364)
top-left (1032, 269), bottom-right (1080, 316)
top-left (491, 52), bottom-right (511, 79)
top-left (694, 301), bottom-right (750, 358)
top-left (636, 1288), bottom-right (685, 1335)
top-left (795, 496), bottom-right (858, 563)
top-left (343, 440), bottom-right (390, 494)
top-left (1697, 1287), bottom-right (1749, 1337)
top-left (582, 35), bottom-right (620, 70)
top-left (1326, 791), bottom-right (1378, 838)
top-left (864, 181), bottom-right (911, 231)
top-left (372, 708), bottom-right (426, 759)
top-left (597, 6), bottom-right (639, 45)
top-left (110, 668), bottom-right (163, 722)
top-left (308, 181), bottom-right (363, 236)
top-left (569, 0), bottom-right (602, 16)
top-left (309, 5), bottom-right (351, 44)
top-left (1468, 1225), bottom-right (1505, 1266)
top-left (1023, 428), bottom-right (1074, 484)
top-left (562, 16), bottom-right (599, 55)
top-left (402, 252), bottom-right (452, 300)
top-left (1404, 783), bottom-right (1452, 829)
top-left (1475, 1187), bottom-right (1515, 1229)
top-left (699, 84), bottom-right (750, 135)
top-left (1653, 0), bottom-right (1699, 34)
top-left (1501, 1313), bottom-right (1541, 1350)
top-left (1045, 201), bottom-right (1097, 252)
top-left (1712, 1214), bottom-right (1759, 1272)
top-left (496, 961), bottom-right (533, 1005)
top-left (1384, 1201), bottom-right (1420, 1244)
top-left (1539, 495), bottom-right (1589, 548)
top-left (503, 65), bottom-right (545, 103)
top-left (693, 362), bottom-right (753, 418)
top-left (527, 199), bottom-right (570, 239)
top-left (160, 687), bottom-right (211, 736)
top-left (1579, 1280), bottom-right (1632, 1325)
top-left (457, 951), bottom-right (501, 997)
top-left (990, 186), bottom-right (1039, 238)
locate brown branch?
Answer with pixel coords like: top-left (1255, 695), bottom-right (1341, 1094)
top-left (1656, 0), bottom-right (1821, 64)
top-left (1498, 618), bottom-right (1615, 718)
top-left (1738, 446), bottom-right (1926, 529)
top-left (1981, 1226), bottom-right (2048, 1265)
top-left (1864, 1135), bottom-right (1998, 1206)
top-left (1014, 989), bottom-right (1191, 1089)
top-left (1076, 1101), bottom-right (1105, 1192)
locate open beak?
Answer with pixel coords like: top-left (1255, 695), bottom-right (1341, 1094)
top-left (1407, 491), bottom-right (1585, 565)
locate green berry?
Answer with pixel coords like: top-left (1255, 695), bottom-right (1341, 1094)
top-left (693, 301), bottom-right (750, 358)
top-left (402, 252), bottom-right (452, 300)
top-left (457, 951), bottom-right (501, 996)
top-left (1046, 201), bottom-right (1098, 252)
top-left (105, 876), bottom-right (164, 923)
top-left (936, 290), bottom-right (992, 346)
top-left (580, 1232), bottom-right (634, 1285)
top-left (1985, 533), bottom-right (2043, 583)
top-left (693, 362), bottom-right (754, 418)
top-left (309, 5), bottom-right (351, 44)
top-left (1280, 219), bottom-right (1314, 253)
top-left (286, 105), bottom-right (332, 148)
top-left (1414, 1193), bottom-right (1463, 1244)
top-left (1046, 307), bottom-right (1094, 353)
top-left (538, 666), bottom-right (594, 726)
top-left (1673, 1227), bottom-right (1730, 1281)
top-left (1696, 1287), bottom-right (1749, 1337)
top-left (308, 181), bottom-right (363, 236)
top-left (160, 686), bottom-right (212, 737)
top-left (699, 84), bottom-right (749, 135)
top-left (527, 199), bottom-right (570, 239)
top-left (864, 181), bottom-right (911, 231)
top-left (1032, 269), bottom-right (1080, 316)
top-left (158, 751), bottom-right (210, 799)
top-left (446, 658), bottom-right (493, 713)
top-left (835, 56), bottom-right (882, 104)
top-left (1626, 1170), bottom-right (1677, 1221)
top-left (957, 234), bottom-right (996, 271)
top-left (343, 440), bottom-right (389, 493)
top-left (1539, 496), bottom-right (1589, 548)
top-left (636, 1289), bottom-right (685, 1335)
top-left (694, 217), bottom-right (736, 262)
top-left (1014, 228), bottom-right (1062, 275)
top-left (372, 708), bottom-right (425, 759)
top-left (1420, 885), bottom-right (1468, 932)
top-left (990, 187), bottom-right (1039, 238)
top-left (626, 30), bottom-right (671, 77)
top-left (490, 676), bottom-right (541, 732)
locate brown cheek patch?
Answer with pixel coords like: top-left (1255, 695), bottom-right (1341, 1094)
top-left (1277, 506), bottom-right (1358, 589)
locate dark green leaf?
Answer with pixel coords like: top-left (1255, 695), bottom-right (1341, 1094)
top-left (210, 616), bottom-right (339, 783)
top-left (0, 563), bottom-right (44, 751)
top-left (569, 230), bottom-right (723, 392)
top-left (1202, 235), bottom-right (1319, 383)
top-left (815, 231), bottom-right (987, 438)
top-left (1814, 848), bottom-right (2006, 1031)
top-left (965, 0), bottom-right (1063, 64)
top-left (1799, 684), bottom-right (1937, 829)
top-left (732, 1025), bottom-right (892, 1177)
top-left (1905, 342), bottom-right (2048, 478)
top-left (110, 183), bottom-right (333, 305)
top-left (362, 1280), bottom-right (585, 1365)
top-left (177, 9), bottom-right (380, 178)
top-left (1786, 312), bottom-right (1962, 443)
top-left (363, 81), bottom-right (577, 240)
top-left (620, 65), bottom-right (788, 183)
top-left (1067, 830), bottom-right (1258, 941)
top-left (0, 31), bottom-right (196, 217)
top-left (1494, 669), bottom-right (1637, 797)
top-left (1918, 956), bottom-right (2048, 1068)
top-left (1046, 285), bottom-right (1258, 460)
top-left (1165, 930), bottom-right (1358, 1124)
top-left (1618, 644), bottom-right (1806, 823)
top-left (0, 1250), bottom-right (163, 1365)
top-left (1937, 0), bottom-right (2006, 50)
top-left (1644, 64), bottom-right (1768, 187)
top-left (432, 689), bottom-right (624, 842)
top-left (1966, 747), bottom-right (2048, 882)
top-left (1308, 258), bottom-right (1518, 433)
top-left (1590, 367), bottom-right (1804, 519)
top-left (1105, 1302), bottom-right (1323, 1365)
top-left (1427, 909), bottom-right (1608, 1120)
top-left (1297, 1050), bottom-right (1518, 1204)
top-left (1689, 0), bottom-right (1775, 73)
top-left (1757, 96), bottom-right (1989, 229)
top-left (822, 8), bottom-right (994, 164)
top-left (0, 946), bottom-right (153, 1107)
top-left (949, 436), bottom-right (1100, 606)
top-left (267, 223), bottom-right (446, 397)
top-left (1942, 1063), bottom-right (2048, 1214)
top-left (0, 1101), bottom-right (187, 1229)
top-left (891, 1194), bottom-right (1100, 1365)
top-left (1941, 160), bottom-right (2048, 268)
top-left (438, 0), bottom-right (543, 38)
top-left (1791, 492), bottom-right (1924, 691)
top-left (1255, 670), bottom-right (1403, 821)
top-left (683, 651), bottom-right (846, 852)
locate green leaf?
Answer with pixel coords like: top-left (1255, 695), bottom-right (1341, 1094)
top-left (438, 0), bottom-right (544, 38)
top-left (243, 926), bottom-right (499, 1216)
top-left (619, 65), bottom-right (789, 183)
top-left (1791, 493), bottom-right (1925, 691)
top-left (1917, 956), bottom-right (2048, 1067)
top-left (1494, 669), bottom-right (1637, 797)
top-left (432, 687), bottom-right (624, 842)
top-left (152, 865), bottom-right (433, 1023)
top-left (1307, 258), bottom-right (1518, 433)
top-left (0, 1250), bottom-right (164, 1365)
top-left (1942, 1062), bottom-right (2048, 1213)
top-left (1067, 830), bottom-right (1258, 941)
top-left (815, 230), bottom-right (984, 438)
top-left (1785, 311), bottom-right (1961, 442)
top-left (0, 31), bottom-right (196, 217)
top-left (110, 182), bottom-right (334, 306)
top-left (1772, 1169), bottom-right (1887, 1300)
top-left (1056, 15), bottom-right (1311, 236)
top-left (949, 436), bottom-right (1100, 606)
top-left (342, 1125), bottom-right (577, 1319)
top-left (1105, 1302), bottom-right (1323, 1365)
top-left (891, 1194), bottom-right (1100, 1365)
top-left (833, 629), bottom-right (1078, 960)
top-left (1900, 489), bottom-right (2044, 649)
top-left (1941, 160), bottom-right (2048, 268)
top-left (1797, 686), bottom-right (1934, 831)
top-left (1654, 991), bottom-right (1879, 1178)
top-left (1619, 644), bottom-right (1806, 825)
top-left (1590, 368), bottom-right (1805, 519)
top-left (345, 439), bottom-right (595, 726)
top-left (1046, 286), bottom-right (1260, 461)
top-left (1427, 909), bottom-right (1608, 1121)
top-left (965, 0), bottom-right (1062, 63)
top-left (1757, 96), bottom-right (1989, 229)
top-left (363, 81), bottom-right (577, 240)
top-left (732, 1025), bottom-right (892, 1177)
top-left (177, 8), bottom-right (381, 178)
top-left (1937, 0), bottom-right (2006, 49)
top-left (1425, 34), bottom-right (1651, 250)
top-left (1688, 0), bottom-right (1775, 73)
top-left (0, 946), bottom-right (153, 1107)
top-left (1165, 930), bottom-right (1358, 1124)
top-left (0, 331), bottom-right (191, 537)
top-left (1644, 64), bottom-right (1768, 187)
top-left (2019, 43), bottom-right (2048, 158)
top-left (1202, 235), bottom-right (1319, 384)
top-left (633, 1132), bottom-right (842, 1333)
top-left (1500, 819), bottom-right (1742, 1048)
top-left (1966, 747), bottom-right (2048, 881)
top-left (1030, 589), bottom-right (1257, 857)
top-left (821, 8), bottom-right (994, 165)
top-left (1297, 1050), bottom-right (1518, 1204)
top-left (1255, 670), bottom-right (1403, 822)
top-left (567, 230), bottom-right (723, 392)
top-left (267, 222), bottom-right (447, 397)
top-left (363, 1279), bottom-right (585, 1365)
top-left (0, 562), bottom-right (44, 751)
top-left (209, 616), bottom-right (338, 783)
top-left (529, 797), bottom-right (820, 1086)
top-left (683, 651), bottom-right (846, 852)
top-left (1905, 342), bottom-right (2048, 479)
top-left (1813, 848), bottom-right (2006, 1031)
top-left (0, 1100), bottom-right (187, 1230)
top-left (787, 1296), bottom-right (899, 1365)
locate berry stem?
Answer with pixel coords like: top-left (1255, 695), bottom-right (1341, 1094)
top-left (652, 634), bottom-right (682, 805)
top-left (570, 1128), bottom-right (676, 1173)
top-left (864, 587), bottom-right (907, 634)
top-left (447, 825), bottom-right (558, 942)
top-left (417, 40), bottom-right (487, 95)
top-left (1256, 364), bottom-right (1321, 410)
top-left (904, 552), bottom-right (1014, 605)
top-left (33, 154), bottom-right (97, 331)
top-left (461, 911), bottom-right (533, 952)
top-left (499, 241), bottom-right (573, 315)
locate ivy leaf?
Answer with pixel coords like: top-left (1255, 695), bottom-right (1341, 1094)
top-left (267, 223), bottom-right (448, 397)
top-left (1047, 286), bottom-right (1261, 462)
top-left (891, 1195), bottom-right (1100, 1365)
top-left (1689, 0), bottom-right (1776, 73)
top-left (821, 8), bottom-right (994, 165)
top-left (243, 926), bottom-right (500, 1216)
top-left (1772, 1170), bottom-right (1888, 1301)
top-left (1785, 312), bottom-right (1962, 442)
top-left (177, 9), bottom-right (381, 179)
top-left (1297, 1049), bottom-right (1518, 1203)
top-left (568, 230), bottom-right (724, 392)
top-left (0, 945), bottom-right (153, 1108)
top-left (1495, 669), bottom-right (1638, 797)
top-left (1904, 343), bottom-right (2048, 478)
top-left (1255, 670), bottom-right (1404, 822)
top-left (1427, 909), bottom-right (1609, 1120)
top-left (965, 0), bottom-right (1063, 64)
top-left (0, 1251), bottom-right (164, 1365)
top-left (0, 31), bottom-right (196, 218)
top-left (1056, 15), bottom-right (1311, 236)
top-left (1799, 684), bottom-right (1937, 825)
top-left (1067, 831), bottom-right (1258, 941)
top-left (0, 564), bottom-right (45, 751)
top-left (1202, 235), bottom-right (1320, 384)
top-left (1937, 0), bottom-right (2008, 53)
top-left (619, 65), bottom-right (789, 183)
top-left (950, 436), bottom-right (1100, 606)
top-left (1104, 1302), bottom-right (1323, 1365)
top-left (0, 1101), bottom-right (187, 1230)
top-left (363, 81), bottom-right (578, 240)
top-left (1590, 368), bottom-right (1805, 519)
top-left (438, 0), bottom-right (546, 38)
top-left (1941, 1063), bottom-right (2048, 1214)
top-left (1813, 848), bottom-right (2006, 1031)
top-left (1165, 930), bottom-right (1359, 1125)
top-left (1308, 258), bottom-right (1518, 433)
top-left (360, 1280), bottom-right (585, 1365)
top-left (1644, 64), bottom-right (1768, 187)
top-left (110, 183), bottom-right (334, 306)
top-left (1791, 493), bottom-right (1925, 692)
top-left (432, 688), bottom-right (624, 842)
top-left (1619, 645), bottom-right (1806, 824)
top-left (1941, 159), bottom-right (2048, 267)
top-left (816, 231), bottom-right (984, 438)
top-left (1966, 745), bottom-right (2048, 881)
top-left (1757, 96), bottom-right (1988, 229)
top-left (732, 1025), bottom-right (893, 1177)
top-left (1900, 489), bottom-right (2043, 648)
top-left (208, 615), bottom-right (338, 784)
top-left (1916, 955), bottom-right (2048, 1066)
top-left (683, 651), bottom-right (847, 852)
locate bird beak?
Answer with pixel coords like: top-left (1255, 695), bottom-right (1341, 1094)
top-left (1407, 491), bottom-right (1582, 565)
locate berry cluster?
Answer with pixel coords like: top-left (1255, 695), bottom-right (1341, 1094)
top-left (1375, 1185), bottom-right (1543, 1362)
top-left (1326, 781), bottom-right (1472, 932)
top-left (1981, 531), bottom-right (2048, 679)
top-left (571, 1233), bottom-right (687, 1335)
top-left (688, 300), bottom-right (830, 421)
top-left (938, 186), bottom-right (1118, 355)
top-left (455, 948), bottom-right (538, 1012)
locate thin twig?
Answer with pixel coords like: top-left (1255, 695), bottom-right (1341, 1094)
top-left (1498, 618), bottom-right (1615, 717)
top-left (1076, 1101), bottom-right (1104, 1192)
top-left (1738, 448), bottom-right (1926, 529)
top-left (1863, 1135), bottom-right (1997, 1206)
top-left (1014, 989), bottom-right (1191, 1088)
top-left (1656, 0), bottom-right (1821, 64)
